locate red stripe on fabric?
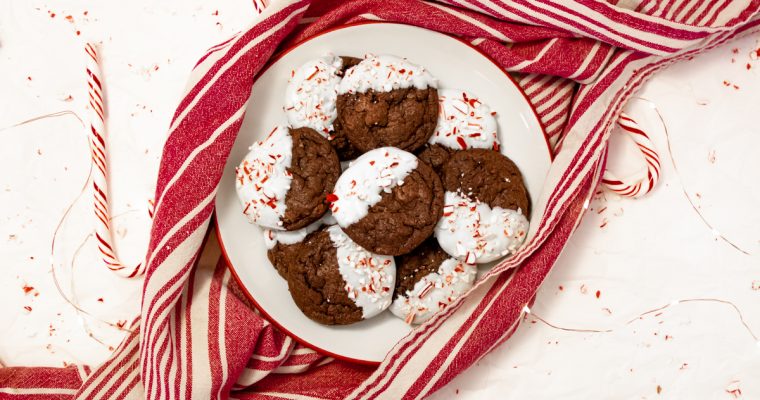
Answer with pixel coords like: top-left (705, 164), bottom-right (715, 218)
top-left (285, 0), bottom-right (574, 51)
top-left (539, 89), bottom-right (574, 119)
top-left (208, 262), bottom-right (226, 397)
top-left (141, 247), bottom-right (204, 397)
top-left (530, 79), bottom-right (570, 109)
top-left (184, 266), bottom-right (196, 400)
top-left (142, 246), bottom-right (203, 375)
top-left (193, 34), bottom-right (241, 70)
top-left (223, 265), bottom-right (286, 392)
top-left (148, 271), bottom-right (191, 399)
top-left (571, 0), bottom-right (716, 39)
top-left (151, 327), bottom-right (173, 399)
top-left (703, 1), bottom-right (730, 26)
top-left (114, 372), bottom-right (141, 400)
top-left (658, 0), bottom-right (677, 19)
top-left (274, 352), bottom-right (326, 368)
top-left (239, 361), bottom-right (373, 399)
top-left (578, 44), bottom-right (615, 83)
top-left (634, 0), bottom-right (651, 12)
top-left (563, 51), bottom-right (636, 131)
top-left (675, 0), bottom-right (703, 23)
top-left (0, 366), bottom-right (83, 392)
top-left (83, 341), bottom-right (139, 399)
top-left (97, 353), bottom-right (140, 400)
top-left (540, 100), bottom-right (573, 130)
top-left (693, 0), bottom-right (724, 25)
top-left (147, 120), bottom-right (242, 272)
top-left (512, 0), bottom-right (681, 52)
top-left (172, 288), bottom-right (184, 398)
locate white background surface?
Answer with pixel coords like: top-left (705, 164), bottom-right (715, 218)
top-left (1, 1), bottom-right (759, 398)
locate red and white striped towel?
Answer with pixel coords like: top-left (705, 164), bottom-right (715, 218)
top-left (2, 1), bottom-right (759, 399)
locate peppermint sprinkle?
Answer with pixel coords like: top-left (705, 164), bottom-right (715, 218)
top-left (390, 259), bottom-right (477, 324)
top-left (434, 191), bottom-right (529, 264)
top-left (429, 89), bottom-right (499, 152)
top-left (285, 55), bottom-right (343, 137)
top-left (329, 226), bottom-right (395, 319)
top-left (338, 54), bottom-right (437, 95)
top-left (235, 125), bottom-right (293, 230)
top-left (332, 148), bottom-right (418, 227)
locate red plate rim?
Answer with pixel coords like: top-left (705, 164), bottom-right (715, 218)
top-left (215, 20), bottom-right (554, 367)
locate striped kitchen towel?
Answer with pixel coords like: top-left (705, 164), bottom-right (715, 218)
top-left (1, 0), bottom-right (758, 399)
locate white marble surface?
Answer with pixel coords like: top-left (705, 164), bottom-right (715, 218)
top-left (1, 1), bottom-right (759, 398)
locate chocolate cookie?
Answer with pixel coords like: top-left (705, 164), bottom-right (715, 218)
top-left (286, 225), bottom-right (395, 325)
top-left (391, 238), bottom-right (477, 324)
top-left (417, 143), bottom-right (456, 173)
top-left (442, 149), bottom-right (529, 214)
top-left (330, 147), bottom-right (444, 256)
top-left (284, 55), bottom-right (360, 160)
top-left (435, 149), bottom-right (530, 263)
top-left (236, 125), bottom-right (340, 230)
top-left (336, 55), bottom-right (439, 154)
top-left (417, 89), bottom-right (500, 173)
top-left (265, 215), bottom-right (333, 278)
top-left (339, 56), bottom-right (362, 71)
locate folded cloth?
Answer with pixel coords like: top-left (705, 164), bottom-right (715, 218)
top-left (2, 0), bottom-right (758, 399)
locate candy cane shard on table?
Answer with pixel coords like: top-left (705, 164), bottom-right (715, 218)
top-left (85, 43), bottom-right (145, 278)
top-left (602, 112), bottom-right (662, 198)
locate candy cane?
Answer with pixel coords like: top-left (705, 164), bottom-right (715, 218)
top-left (602, 112), bottom-right (661, 198)
top-left (86, 43), bottom-right (145, 278)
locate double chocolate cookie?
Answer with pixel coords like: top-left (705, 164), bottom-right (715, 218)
top-left (434, 149), bottom-right (530, 263)
top-left (391, 238), bottom-right (477, 324)
top-left (236, 125), bottom-right (341, 230)
top-left (418, 89), bottom-right (500, 173)
top-left (330, 147), bottom-right (444, 256)
top-left (336, 55), bottom-right (439, 154)
top-left (265, 214), bottom-right (333, 278)
top-left (285, 225), bottom-right (396, 325)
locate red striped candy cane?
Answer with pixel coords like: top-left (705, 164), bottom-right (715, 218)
top-left (602, 112), bottom-right (661, 198)
top-left (86, 43), bottom-right (145, 278)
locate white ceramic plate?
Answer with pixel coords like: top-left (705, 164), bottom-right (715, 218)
top-left (215, 22), bottom-right (552, 364)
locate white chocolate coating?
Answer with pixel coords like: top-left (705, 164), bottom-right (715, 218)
top-left (235, 125), bottom-right (293, 230)
top-left (390, 258), bottom-right (477, 324)
top-left (330, 147), bottom-right (417, 227)
top-left (327, 225), bottom-right (395, 319)
top-left (337, 54), bottom-right (437, 95)
top-left (430, 89), bottom-right (499, 151)
top-left (263, 213), bottom-right (335, 249)
top-left (435, 191), bottom-right (529, 263)
top-left (285, 55), bottom-right (343, 137)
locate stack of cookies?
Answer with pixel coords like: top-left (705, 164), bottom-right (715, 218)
top-left (235, 54), bottom-right (530, 326)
